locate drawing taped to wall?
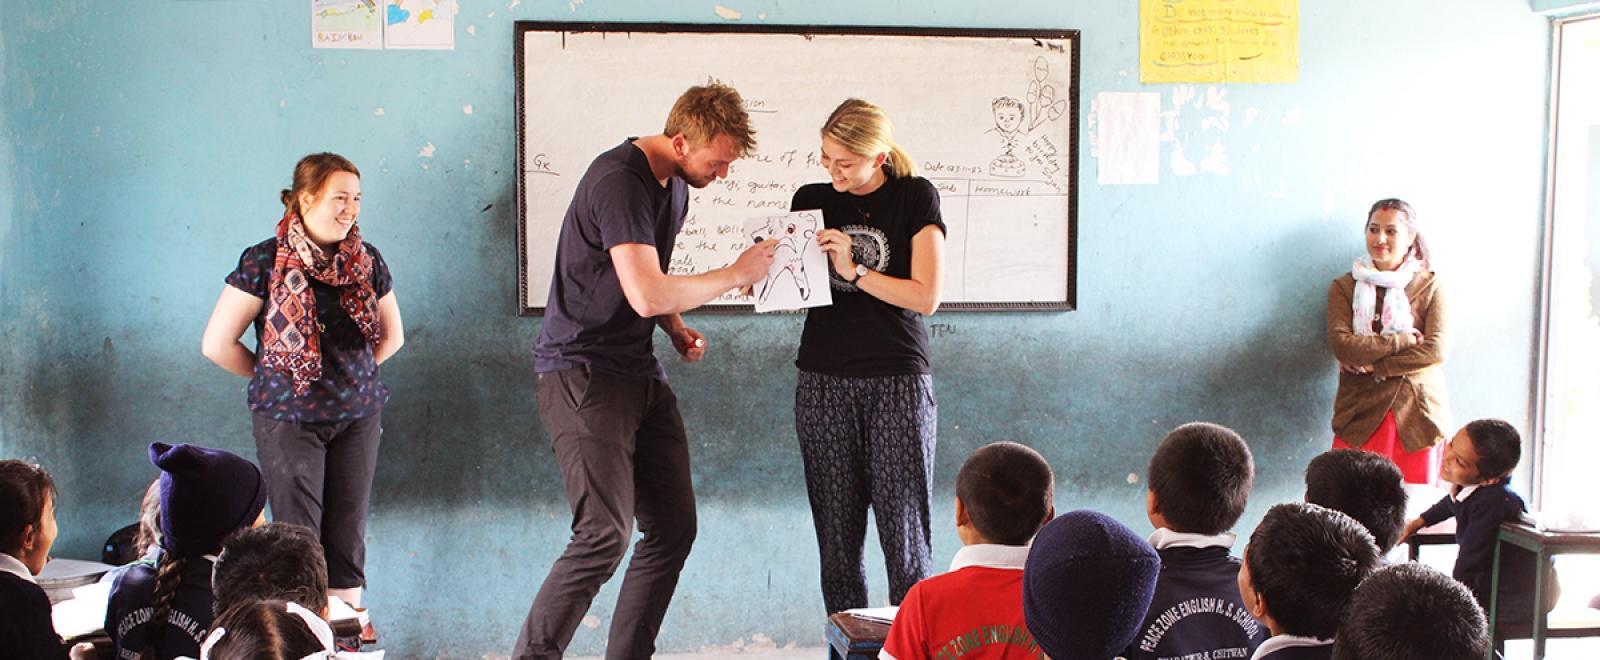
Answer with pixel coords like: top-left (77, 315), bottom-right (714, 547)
top-left (744, 211), bottom-right (832, 313)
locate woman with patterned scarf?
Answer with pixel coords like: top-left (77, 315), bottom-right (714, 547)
top-left (201, 152), bottom-right (404, 609)
top-left (1326, 198), bottom-right (1451, 488)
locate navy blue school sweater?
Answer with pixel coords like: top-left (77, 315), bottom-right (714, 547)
top-left (1419, 482), bottom-right (1545, 618)
top-left (0, 570), bottom-right (69, 659)
top-left (105, 552), bottom-right (218, 660)
top-left (1127, 545), bottom-right (1267, 660)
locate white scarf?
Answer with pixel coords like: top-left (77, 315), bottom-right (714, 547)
top-left (1350, 256), bottom-right (1421, 337)
top-left (195, 601), bottom-right (384, 660)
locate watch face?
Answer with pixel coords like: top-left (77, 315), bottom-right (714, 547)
top-left (856, 264), bottom-right (869, 277)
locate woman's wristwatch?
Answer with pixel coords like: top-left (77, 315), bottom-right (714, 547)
top-left (847, 263), bottom-right (869, 283)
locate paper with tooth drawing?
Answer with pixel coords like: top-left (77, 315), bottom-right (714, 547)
top-left (744, 212), bottom-right (833, 313)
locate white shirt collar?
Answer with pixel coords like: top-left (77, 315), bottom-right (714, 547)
top-left (1250, 634), bottom-right (1334, 660)
top-left (948, 543), bottom-right (1030, 572)
top-left (1148, 528), bottom-right (1237, 550)
top-left (0, 552), bottom-right (35, 583)
top-left (1453, 485), bottom-right (1479, 502)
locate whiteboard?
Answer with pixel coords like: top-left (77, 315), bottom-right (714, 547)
top-left (516, 23), bottom-right (1079, 313)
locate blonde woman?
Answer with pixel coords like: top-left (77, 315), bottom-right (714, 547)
top-left (790, 99), bottom-right (946, 614)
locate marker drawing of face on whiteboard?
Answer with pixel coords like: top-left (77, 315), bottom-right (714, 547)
top-left (820, 137), bottom-right (887, 196)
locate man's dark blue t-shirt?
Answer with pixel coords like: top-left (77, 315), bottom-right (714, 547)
top-left (534, 139), bottom-right (688, 380)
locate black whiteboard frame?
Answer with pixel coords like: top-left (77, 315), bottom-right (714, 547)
top-left (515, 21), bottom-right (1080, 315)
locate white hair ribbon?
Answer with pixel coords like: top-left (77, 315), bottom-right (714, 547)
top-left (195, 603), bottom-right (384, 659)
top-left (285, 601), bottom-right (385, 659)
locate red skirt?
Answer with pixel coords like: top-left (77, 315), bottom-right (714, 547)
top-left (1333, 409), bottom-right (1440, 485)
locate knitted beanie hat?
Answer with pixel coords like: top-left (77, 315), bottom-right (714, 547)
top-left (1022, 510), bottom-right (1161, 660)
top-left (149, 442), bottom-right (267, 558)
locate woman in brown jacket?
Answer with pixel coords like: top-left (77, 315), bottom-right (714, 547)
top-left (1327, 198), bottom-right (1450, 484)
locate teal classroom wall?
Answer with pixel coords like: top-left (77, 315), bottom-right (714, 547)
top-left (0, 0), bottom-right (1553, 655)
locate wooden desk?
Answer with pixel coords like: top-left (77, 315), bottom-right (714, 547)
top-left (826, 612), bottom-right (889, 660)
top-left (1407, 529), bottom-right (1457, 562)
top-left (1488, 523), bottom-right (1600, 660)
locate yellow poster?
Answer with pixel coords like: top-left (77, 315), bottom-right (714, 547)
top-left (1141, 0), bottom-right (1298, 83)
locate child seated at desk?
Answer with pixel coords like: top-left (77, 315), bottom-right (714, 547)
top-left (0, 460), bottom-right (69, 659)
top-left (1127, 422), bottom-right (1266, 660)
top-left (1400, 419), bottom-right (1556, 620)
top-left (1023, 510), bottom-right (1162, 660)
top-left (1331, 562), bottom-right (1488, 660)
top-left (880, 441), bottom-right (1054, 659)
top-left (1126, 422), bottom-right (1260, 660)
top-left (105, 443), bottom-right (266, 660)
top-left (1238, 503), bottom-right (1380, 660)
top-left (1305, 449), bottom-right (1407, 556)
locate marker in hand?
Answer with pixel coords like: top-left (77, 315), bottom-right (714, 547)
top-left (694, 338), bottom-right (706, 348)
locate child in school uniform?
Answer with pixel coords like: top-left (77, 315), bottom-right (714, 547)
top-left (1127, 422), bottom-right (1267, 660)
top-left (1331, 562), bottom-right (1488, 660)
top-left (106, 443), bottom-right (266, 660)
top-left (1238, 502), bottom-right (1380, 660)
top-left (1400, 418), bottom-right (1555, 620)
top-left (880, 442), bottom-right (1054, 660)
top-left (1304, 449), bottom-right (1408, 556)
top-left (1023, 510), bottom-right (1163, 660)
top-left (0, 460), bottom-right (69, 659)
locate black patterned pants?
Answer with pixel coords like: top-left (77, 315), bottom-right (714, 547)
top-left (795, 370), bottom-right (937, 614)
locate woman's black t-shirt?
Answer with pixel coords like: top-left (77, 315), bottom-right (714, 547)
top-left (790, 175), bottom-right (946, 377)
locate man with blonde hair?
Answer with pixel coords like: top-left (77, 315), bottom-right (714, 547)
top-left (515, 84), bottom-right (776, 660)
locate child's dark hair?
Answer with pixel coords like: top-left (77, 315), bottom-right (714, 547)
top-left (955, 441), bottom-right (1054, 545)
top-left (204, 599), bottom-right (326, 660)
top-left (1147, 422), bottom-right (1254, 535)
top-left (1464, 419), bottom-right (1521, 481)
top-left (1244, 502), bottom-right (1380, 639)
top-left (1332, 563), bottom-right (1488, 660)
top-left (1304, 449), bottom-right (1407, 553)
top-left (0, 460), bottom-right (55, 557)
top-left (213, 522), bottom-right (330, 617)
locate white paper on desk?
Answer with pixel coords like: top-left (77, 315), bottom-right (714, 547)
top-left (52, 580), bottom-right (111, 640)
top-left (329, 594), bottom-right (372, 628)
top-left (744, 211), bottom-right (833, 313)
top-left (845, 605), bottom-right (899, 624)
top-left (1095, 91), bottom-right (1161, 185)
